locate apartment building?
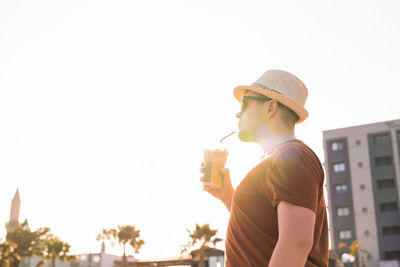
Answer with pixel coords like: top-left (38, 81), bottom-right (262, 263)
top-left (323, 119), bottom-right (400, 267)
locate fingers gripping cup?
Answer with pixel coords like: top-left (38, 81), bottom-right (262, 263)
top-left (203, 149), bottom-right (228, 189)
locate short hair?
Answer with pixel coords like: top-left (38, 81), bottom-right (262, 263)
top-left (279, 103), bottom-right (299, 128)
top-left (244, 90), bottom-right (299, 128)
top-left (255, 96), bottom-right (299, 128)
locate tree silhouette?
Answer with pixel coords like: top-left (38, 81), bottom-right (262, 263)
top-left (0, 239), bottom-right (20, 267)
top-left (41, 237), bottom-right (76, 267)
top-left (97, 225), bottom-right (145, 266)
top-left (6, 220), bottom-right (51, 267)
top-left (181, 223), bottom-right (222, 267)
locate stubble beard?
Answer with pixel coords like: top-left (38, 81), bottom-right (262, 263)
top-left (238, 128), bottom-right (256, 142)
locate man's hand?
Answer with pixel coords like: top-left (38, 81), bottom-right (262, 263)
top-left (200, 162), bottom-right (235, 212)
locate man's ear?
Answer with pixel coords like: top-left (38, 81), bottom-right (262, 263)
top-left (265, 99), bottom-right (279, 115)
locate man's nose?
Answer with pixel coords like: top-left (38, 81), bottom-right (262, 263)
top-left (236, 112), bottom-right (242, 119)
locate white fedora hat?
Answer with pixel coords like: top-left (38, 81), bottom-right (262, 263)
top-left (233, 70), bottom-right (309, 124)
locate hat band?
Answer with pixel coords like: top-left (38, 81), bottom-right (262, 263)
top-left (251, 82), bottom-right (283, 95)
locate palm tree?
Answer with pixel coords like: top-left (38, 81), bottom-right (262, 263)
top-left (0, 239), bottom-right (20, 267)
top-left (41, 237), bottom-right (76, 267)
top-left (97, 225), bottom-right (145, 266)
top-left (181, 223), bottom-right (222, 267)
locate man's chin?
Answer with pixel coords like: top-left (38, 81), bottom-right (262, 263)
top-left (238, 130), bottom-right (256, 142)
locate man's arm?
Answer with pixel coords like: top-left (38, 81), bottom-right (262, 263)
top-left (269, 201), bottom-right (316, 267)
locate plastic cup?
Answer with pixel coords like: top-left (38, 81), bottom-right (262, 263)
top-left (203, 149), bottom-right (228, 189)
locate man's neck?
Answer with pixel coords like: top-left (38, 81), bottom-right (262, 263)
top-left (258, 132), bottom-right (297, 156)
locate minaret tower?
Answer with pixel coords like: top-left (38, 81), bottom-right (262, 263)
top-left (6, 189), bottom-right (21, 233)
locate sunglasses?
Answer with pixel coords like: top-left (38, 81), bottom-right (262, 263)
top-left (240, 95), bottom-right (272, 113)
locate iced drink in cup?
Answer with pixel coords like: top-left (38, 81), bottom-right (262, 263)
top-left (202, 131), bottom-right (235, 189)
top-left (203, 148), bottom-right (228, 189)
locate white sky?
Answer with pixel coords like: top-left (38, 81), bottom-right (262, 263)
top-left (1, 0), bottom-right (400, 260)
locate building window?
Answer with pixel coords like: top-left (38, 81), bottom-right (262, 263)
top-left (335, 184), bottom-right (348, 194)
top-left (358, 162), bottom-right (363, 167)
top-left (377, 179), bottom-right (395, 189)
top-left (382, 226), bottom-right (400, 235)
top-left (375, 156), bottom-right (392, 166)
top-left (356, 140), bottom-right (361, 146)
top-left (339, 230), bottom-right (352, 240)
top-left (360, 184), bottom-right (365, 190)
top-left (362, 207), bottom-right (368, 213)
top-left (333, 163), bottom-right (346, 172)
top-left (337, 207), bottom-right (350, 216)
top-left (384, 250), bottom-right (400, 260)
top-left (380, 202), bottom-right (398, 212)
top-left (364, 230), bottom-right (370, 237)
top-left (373, 133), bottom-right (390, 144)
top-left (331, 141), bottom-right (344, 151)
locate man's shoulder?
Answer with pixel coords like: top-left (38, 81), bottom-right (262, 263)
top-left (272, 140), bottom-right (323, 174)
top-left (248, 140), bottom-right (321, 174)
top-left (273, 140), bottom-right (318, 160)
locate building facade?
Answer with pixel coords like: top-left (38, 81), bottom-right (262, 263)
top-left (323, 119), bottom-right (400, 267)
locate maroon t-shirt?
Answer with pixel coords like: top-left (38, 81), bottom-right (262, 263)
top-left (225, 140), bottom-right (329, 266)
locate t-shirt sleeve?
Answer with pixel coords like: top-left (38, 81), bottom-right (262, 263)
top-left (266, 147), bottom-right (321, 213)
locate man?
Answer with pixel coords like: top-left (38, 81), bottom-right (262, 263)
top-left (200, 70), bottom-right (329, 266)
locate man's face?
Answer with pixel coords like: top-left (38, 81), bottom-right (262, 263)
top-left (236, 91), bottom-right (271, 142)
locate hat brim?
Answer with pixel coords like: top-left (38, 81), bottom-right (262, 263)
top-left (233, 85), bottom-right (309, 124)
